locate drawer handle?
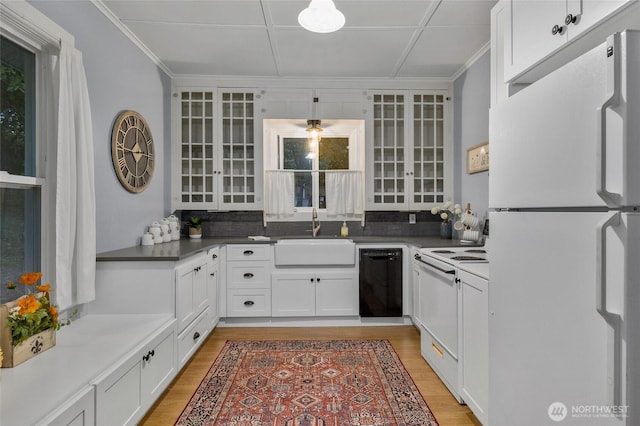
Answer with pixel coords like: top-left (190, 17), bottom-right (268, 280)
top-left (142, 349), bottom-right (155, 362)
top-left (210, 272), bottom-right (215, 277)
top-left (243, 272), bottom-right (254, 279)
top-left (212, 254), bottom-right (218, 259)
top-left (243, 250), bottom-right (254, 256)
top-left (193, 331), bottom-right (200, 341)
top-left (431, 342), bottom-right (444, 359)
top-left (551, 24), bottom-right (564, 35)
top-left (244, 300), bottom-right (255, 306)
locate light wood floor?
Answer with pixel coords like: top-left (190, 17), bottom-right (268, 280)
top-left (140, 325), bottom-right (481, 426)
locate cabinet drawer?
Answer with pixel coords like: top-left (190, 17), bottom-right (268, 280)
top-left (227, 289), bottom-right (271, 317)
top-left (420, 325), bottom-right (461, 402)
top-left (226, 245), bottom-right (271, 261)
top-left (178, 308), bottom-right (210, 368)
top-left (228, 263), bottom-right (270, 288)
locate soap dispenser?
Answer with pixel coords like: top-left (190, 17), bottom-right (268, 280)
top-left (341, 221), bottom-right (349, 237)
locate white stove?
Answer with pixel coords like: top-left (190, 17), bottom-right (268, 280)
top-left (418, 247), bottom-right (488, 266)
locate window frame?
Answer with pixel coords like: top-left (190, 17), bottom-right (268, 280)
top-left (0, 1), bottom-right (70, 302)
top-left (264, 119), bottom-right (365, 221)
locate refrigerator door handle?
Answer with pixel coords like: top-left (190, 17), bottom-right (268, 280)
top-left (596, 32), bottom-right (622, 207)
top-left (595, 211), bottom-right (623, 406)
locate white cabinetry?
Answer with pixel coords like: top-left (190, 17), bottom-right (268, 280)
top-left (271, 269), bottom-right (358, 317)
top-left (39, 387), bottom-right (95, 426)
top-left (410, 247), bottom-right (422, 326)
top-left (226, 244), bottom-right (273, 317)
top-left (207, 247), bottom-right (220, 327)
top-left (459, 269), bottom-right (489, 425)
top-left (172, 88), bottom-right (262, 210)
top-left (366, 90), bottom-right (452, 211)
top-left (176, 253), bottom-right (209, 333)
top-left (175, 252), bottom-right (212, 368)
top-left (93, 321), bottom-right (176, 426)
top-left (503, 0), bottom-right (634, 82)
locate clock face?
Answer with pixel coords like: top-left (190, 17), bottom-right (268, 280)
top-left (111, 110), bottom-right (154, 193)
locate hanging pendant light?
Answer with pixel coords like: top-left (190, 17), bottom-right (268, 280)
top-left (306, 119), bottom-right (323, 142)
top-left (298, 0), bottom-right (345, 34)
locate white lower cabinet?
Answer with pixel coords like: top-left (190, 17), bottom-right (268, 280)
top-left (93, 320), bottom-right (176, 426)
top-left (459, 269), bottom-right (489, 425)
top-left (226, 244), bottom-right (273, 317)
top-left (207, 247), bottom-right (220, 327)
top-left (39, 386), bottom-right (95, 426)
top-left (272, 269), bottom-right (358, 317)
top-left (178, 308), bottom-right (210, 367)
top-left (176, 253), bottom-right (209, 332)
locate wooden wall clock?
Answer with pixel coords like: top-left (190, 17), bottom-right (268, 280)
top-left (111, 110), bottom-right (154, 193)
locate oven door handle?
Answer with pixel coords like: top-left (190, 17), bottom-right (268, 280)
top-left (415, 255), bottom-right (455, 275)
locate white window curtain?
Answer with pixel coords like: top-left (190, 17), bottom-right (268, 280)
top-left (50, 42), bottom-right (96, 310)
top-left (326, 171), bottom-right (363, 216)
top-left (264, 170), bottom-right (295, 217)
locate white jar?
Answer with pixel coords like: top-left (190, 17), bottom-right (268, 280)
top-left (159, 218), bottom-right (172, 242)
top-left (141, 233), bottom-right (154, 246)
top-left (149, 222), bottom-right (163, 244)
top-left (167, 215), bottom-right (180, 240)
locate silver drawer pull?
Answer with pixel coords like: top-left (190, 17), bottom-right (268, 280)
top-left (244, 300), bottom-right (255, 306)
top-left (243, 272), bottom-right (254, 279)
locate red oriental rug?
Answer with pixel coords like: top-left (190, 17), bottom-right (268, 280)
top-left (175, 339), bottom-right (439, 426)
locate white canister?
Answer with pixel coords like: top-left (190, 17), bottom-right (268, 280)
top-left (149, 222), bottom-right (163, 244)
top-left (167, 216), bottom-right (180, 240)
top-left (141, 233), bottom-right (154, 246)
top-left (159, 218), bottom-right (172, 242)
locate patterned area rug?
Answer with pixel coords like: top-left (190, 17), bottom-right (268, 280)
top-left (176, 339), bottom-right (438, 426)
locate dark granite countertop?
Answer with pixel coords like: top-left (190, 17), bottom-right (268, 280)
top-left (96, 236), bottom-right (480, 262)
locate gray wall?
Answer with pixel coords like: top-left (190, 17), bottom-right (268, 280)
top-left (453, 51), bottom-right (490, 221)
top-left (30, 1), bottom-right (171, 252)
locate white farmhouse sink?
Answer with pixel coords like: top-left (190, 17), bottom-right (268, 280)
top-left (274, 238), bottom-right (356, 266)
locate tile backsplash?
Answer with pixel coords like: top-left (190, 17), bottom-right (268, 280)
top-left (176, 211), bottom-right (443, 238)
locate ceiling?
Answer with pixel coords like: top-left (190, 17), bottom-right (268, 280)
top-left (98, 0), bottom-right (496, 80)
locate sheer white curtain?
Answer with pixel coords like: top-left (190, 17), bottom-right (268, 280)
top-left (51, 42), bottom-right (96, 310)
top-left (326, 171), bottom-right (363, 216)
top-left (264, 170), bottom-right (295, 217)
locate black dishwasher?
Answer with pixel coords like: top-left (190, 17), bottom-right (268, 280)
top-left (359, 248), bottom-right (403, 317)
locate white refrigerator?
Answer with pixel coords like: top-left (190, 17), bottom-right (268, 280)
top-left (489, 31), bottom-right (640, 425)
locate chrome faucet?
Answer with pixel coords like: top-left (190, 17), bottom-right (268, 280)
top-left (311, 208), bottom-right (321, 237)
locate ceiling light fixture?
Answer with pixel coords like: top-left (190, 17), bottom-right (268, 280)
top-left (306, 119), bottom-right (323, 141)
top-left (298, 0), bottom-right (345, 34)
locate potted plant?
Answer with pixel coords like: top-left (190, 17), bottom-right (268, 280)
top-left (1, 272), bottom-right (70, 367)
top-left (188, 216), bottom-right (203, 239)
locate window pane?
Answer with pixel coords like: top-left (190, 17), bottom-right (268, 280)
top-left (1, 36), bottom-right (36, 176)
top-left (1, 188), bottom-right (41, 304)
top-left (283, 138), bottom-right (313, 170)
top-left (294, 172), bottom-right (312, 207)
top-left (319, 137), bottom-right (349, 170)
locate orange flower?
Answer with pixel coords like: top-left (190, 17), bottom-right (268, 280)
top-left (16, 295), bottom-right (41, 315)
top-left (48, 306), bottom-right (59, 322)
top-left (18, 272), bottom-right (42, 286)
top-left (36, 283), bottom-right (51, 292)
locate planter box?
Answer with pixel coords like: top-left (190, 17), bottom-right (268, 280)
top-left (0, 293), bottom-right (57, 368)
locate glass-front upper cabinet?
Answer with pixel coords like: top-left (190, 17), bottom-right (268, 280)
top-left (172, 89), bottom-right (262, 211)
top-left (366, 90), bottom-right (451, 211)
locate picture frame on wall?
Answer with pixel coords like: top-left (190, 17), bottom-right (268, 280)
top-left (467, 141), bottom-right (489, 174)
